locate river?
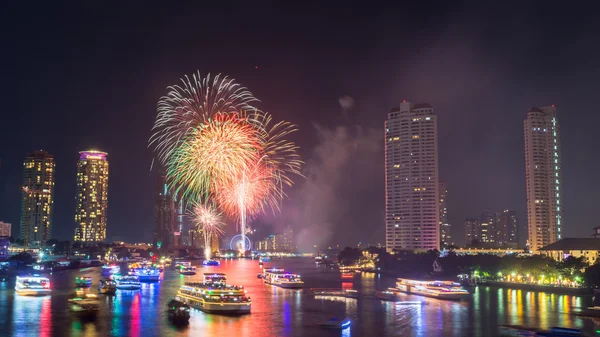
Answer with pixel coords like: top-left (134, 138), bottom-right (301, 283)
top-left (0, 258), bottom-right (598, 336)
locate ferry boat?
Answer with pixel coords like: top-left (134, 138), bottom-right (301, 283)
top-left (312, 289), bottom-right (359, 299)
top-left (98, 279), bottom-right (117, 295)
top-left (395, 279), bottom-right (469, 300)
top-left (15, 276), bottom-right (51, 296)
top-left (262, 268), bottom-right (304, 289)
top-left (101, 264), bottom-right (120, 275)
top-left (174, 261), bottom-right (191, 269)
top-left (202, 259), bottom-right (220, 267)
top-left (114, 275), bottom-right (141, 290)
top-left (68, 293), bottom-right (100, 318)
top-left (176, 282), bottom-right (251, 315)
top-left (203, 273), bottom-right (227, 285)
top-left (131, 267), bottom-right (160, 282)
top-left (180, 266), bottom-right (197, 275)
top-left (75, 276), bottom-right (92, 288)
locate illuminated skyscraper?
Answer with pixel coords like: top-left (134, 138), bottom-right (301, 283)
top-left (74, 151), bottom-right (109, 242)
top-left (439, 181), bottom-right (451, 248)
top-left (385, 102), bottom-right (439, 252)
top-left (524, 105), bottom-right (562, 251)
top-left (153, 172), bottom-right (180, 248)
top-left (20, 150), bottom-right (55, 246)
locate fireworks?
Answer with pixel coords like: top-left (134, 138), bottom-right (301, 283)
top-left (151, 72), bottom-right (303, 252)
top-left (150, 72), bottom-right (260, 166)
top-left (188, 202), bottom-right (225, 259)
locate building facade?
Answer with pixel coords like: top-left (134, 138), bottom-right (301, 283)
top-left (497, 210), bottom-right (518, 247)
top-left (74, 151), bottom-right (109, 242)
top-left (524, 105), bottom-right (563, 251)
top-left (385, 102), bottom-right (439, 252)
top-left (439, 181), bottom-right (451, 247)
top-left (153, 172), bottom-right (181, 248)
top-left (20, 150), bottom-right (55, 246)
top-left (479, 211), bottom-right (498, 245)
top-left (464, 218), bottom-right (479, 245)
top-left (0, 221), bottom-right (11, 238)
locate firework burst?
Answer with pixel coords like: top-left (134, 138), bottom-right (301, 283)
top-left (188, 202), bottom-right (225, 259)
top-left (150, 72), bottom-right (260, 166)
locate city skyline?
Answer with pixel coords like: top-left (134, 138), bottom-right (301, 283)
top-left (0, 3), bottom-right (599, 247)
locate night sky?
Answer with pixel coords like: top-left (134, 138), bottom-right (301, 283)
top-left (1, 2), bottom-right (599, 249)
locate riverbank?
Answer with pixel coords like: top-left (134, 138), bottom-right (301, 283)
top-left (480, 280), bottom-right (590, 295)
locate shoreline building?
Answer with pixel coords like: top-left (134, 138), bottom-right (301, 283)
top-left (153, 172), bottom-right (181, 248)
top-left (439, 182), bottom-right (451, 248)
top-left (73, 150), bottom-right (109, 242)
top-left (524, 105), bottom-right (563, 251)
top-left (20, 150), bottom-right (55, 246)
top-left (385, 101), bottom-right (440, 252)
top-left (498, 210), bottom-right (519, 248)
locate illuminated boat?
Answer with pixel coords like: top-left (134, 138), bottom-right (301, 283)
top-left (68, 293), bottom-right (100, 318)
top-left (312, 289), bottom-right (359, 299)
top-left (262, 268), bottom-right (304, 289)
top-left (319, 318), bottom-right (351, 329)
top-left (101, 264), bottom-right (120, 274)
top-left (75, 276), bottom-right (92, 288)
top-left (176, 282), bottom-right (251, 315)
top-left (131, 267), bottom-right (160, 282)
top-left (202, 259), bottom-right (220, 267)
top-left (15, 276), bottom-right (51, 296)
top-left (341, 272), bottom-right (355, 281)
top-left (98, 279), bottom-right (117, 295)
top-left (395, 279), bottom-right (469, 300)
top-left (203, 273), bottom-right (227, 285)
top-left (114, 275), bottom-right (141, 290)
top-left (174, 261), bottom-right (191, 269)
top-left (180, 266), bottom-right (197, 276)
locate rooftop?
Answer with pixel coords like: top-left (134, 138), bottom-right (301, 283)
top-left (539, 238), bottom-right (600, 251)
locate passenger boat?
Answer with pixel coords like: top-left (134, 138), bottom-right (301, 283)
top-left (75, 276), bottom-right (92, 288)
top-left (319, 318), bottom-right (351, 329)
top-left (174, 261), bottom-right (191, 269)
top-left (312, 289), bottom-right (359, 299)
top-left (395, 279), bottom-right (469, 300)
top-left (203, 273), bottom-right (227, 285)
top-left (180, 266), bottom-right (197, 275)
top-left (167, 299), bottom-right (190, 325)
top-left (202, 259), bottom-right (220, 267)
top-left (375, 288), bottom-right (400, 301)
top-left (262, 268), bottom-right (304, 289)
top-left (176, 282), bottom-right (251, 315)
top-left (15, 276), bottom-right (51, 296)
top-left (114, 275), bottom-right (141, 290)
top-left (341, 272), bottom-right (355, 281)
top-left (68, 293), bottom-right (100, 318)
top-left (131, 267), bottom-right (160, 282)
top-left (101, 264), bottom-right (120, 275)
top-left (98, 279), bottom-right (117, 295)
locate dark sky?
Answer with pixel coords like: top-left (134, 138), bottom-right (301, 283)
top-left (1, 2), bottom-right (599, 247)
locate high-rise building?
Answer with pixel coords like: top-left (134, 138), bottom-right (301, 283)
top-left (0, 221), bottom-right (11, 238)
top-left (479, 211), bottom-right (498, 245)
top-left (439, 182), bottom-right (451, 247)
top-left (20, 150), bottom-right (55, 246)
top-left (385, 102), bottom-right (439, 252)
top-left (74, 150), bottom-right (109, 242)
top-left (282, 225), bottom-right (294, 252)
top-left (498, 210), bottom-right (519, 247)
top-left (524, 105), bottom-right (563, 251)
top-left (153, 172), bottom-right (179, 248)
top-left (464, 218), bottom-right (479, 246)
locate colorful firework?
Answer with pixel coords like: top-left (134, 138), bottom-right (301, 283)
top-left (150, 72), bottom-right (260, 166)
top-left (166, 113), bottom-right (263, 202)
top-left (188, 202), bottom-right (225, 260)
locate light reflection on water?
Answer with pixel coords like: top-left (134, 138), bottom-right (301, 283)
top-left (0, 259), bottom-right (598, 337)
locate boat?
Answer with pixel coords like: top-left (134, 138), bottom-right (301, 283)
top-left (262, 268), bottom-right (304, 289)
top-left (131, 267), bottom-right (160, 282)
top-left (203, 273), bottom-right (227, 285)
top-left (202, 259), bottom-right (220, 267)
top-left (75, 276), bottom-right (92, 288)
top-left (167, 299), bottom-right (190, 325)
top-left (395, 279), bottom-right (469, 300)
top-left (319, 318), bottom-right (351, 329)
top-left (260, 257), bottom-right (271, 263)
top-left (176, 282), bottom-right (251, 315)
top-left (68, 293), bottom-right (100, 318)
top-left (174, 261), bottom-right (191, 269)
top-left (98, 279), bottom-right (117, 295)
top-left (101, 264), bottom-right (120, 275)
top-left (15, 276), bottom-right (51, 296)
top-left (314, 255), bottom-right (324, 264)
top-left (375, 288), bottom-right (400, 301)
top-left (341, 272), bottom-right (355, 281)
top-left (312, 289), bottom-right (359, 299)
top-left (180, 266), bottom-right (197, 276)
top-left (114, 275), bottom-right (141, 290)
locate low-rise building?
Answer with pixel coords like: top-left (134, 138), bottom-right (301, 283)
top-left (539, 238), bottom-right (600, 264)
